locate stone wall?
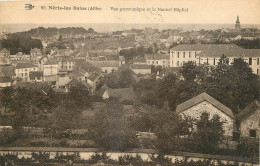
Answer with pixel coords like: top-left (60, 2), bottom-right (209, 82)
top-left (240, 108), bottom-right (260, 139)
top-left (180, 101), bottom-right (234, 136)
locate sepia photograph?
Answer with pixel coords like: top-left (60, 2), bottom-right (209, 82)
top-left (0, 0), bottom-right (259, 165)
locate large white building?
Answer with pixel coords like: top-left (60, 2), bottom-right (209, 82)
top-left (15, 63), bottom-right (39, 81)
top-left (170, 44), bottom-right (260, 75)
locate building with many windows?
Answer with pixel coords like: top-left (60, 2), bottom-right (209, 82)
top-left (170, 44), bottom-right (260, 75)
top-left (15, 63), bottom-right (39, 81)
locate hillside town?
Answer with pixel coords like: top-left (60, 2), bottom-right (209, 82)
top-left (0, 17), bottom-right (259, 165)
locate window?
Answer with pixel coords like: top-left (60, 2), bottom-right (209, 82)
top-left (250, 130), bottom-right (256, 137)
top-left (257, 69), bottom-right (259, 75)
top-left (195, 52), bottom-right (197, 57)
top-left (249, 58), bottom-right (252, 65)
top-left (232, 131), bottom-right (240, 141)
top-left (183, 52), bottom-right (185, 58)
top-left (177, 52), bottom-right (179, 58)
top-left (189, 52), bottom-right (191, 58)
top-left (213, 58), bottom-right (216, 65)
top-left (177, 61), bottom-right (179, 67)
top-left (257, 58), bottom-right (259, 65)
top-left (207, 58), bottom-right (209, 65)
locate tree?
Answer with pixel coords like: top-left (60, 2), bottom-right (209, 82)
top-left (0, 87), bottom-right (14, 113)
top-left (204, 56), bottom-right (259, 113)
top-left (67, 82), bottom-right (92, 109)
top-left (92, 100), bottom-right (138, 151)
top-left (191, 113), bottom-right (224, 154)
top-left (180, 61), bottom-right (197, 81)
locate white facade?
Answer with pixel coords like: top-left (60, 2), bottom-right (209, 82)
top-left (15, 66), bottom-right (39, 81)
top-left (146, 59), bottom-right (170, 67)
top-left (243, 56), bottom-right (260, 75)
top-left (43, 64), bottom-right (59, 76)
top-left (170, 45), bottom-right (260, 75)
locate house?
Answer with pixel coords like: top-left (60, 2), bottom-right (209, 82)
top-left (0, 66), bottom-right (14, 88)
top-left (43, 57), bottom-right (59, 82)
top-left (74, 60), bottom-right (102, 77)
top-left (10, 52), bottom-right (31, 61)
top-left (86, 72), bottom-right (102, 90)
top-left (29, 71), bottom-right (43, 82)
top-left (93, 62), bottom-right (118, 73)
top-left (145, 54), bottom-right (170, 67)
top-left (30, 48), bottom-right (42, 57)
top-left (65, 78), bottom-right (90, 93)
top-left (132, 57), bottom-right (147, 65)
top-left (243, 49), bottom-right (260, 75)
top-left (15, 63), bottom-right (39, 81)
top-left (0, 48), bottom-right (10, 58)
top-left (56, 73), bottom-right (71, 91)
top-left (176, 92), bottom-right (235, 137)
top-left (98, 85), bottom-right (135, 104)
top-left (130, 64), bottom-right (151, 75)
top-left (57, 56), bottom-right (74, 71)
top-left (236, 100), bottom-right (260, 139)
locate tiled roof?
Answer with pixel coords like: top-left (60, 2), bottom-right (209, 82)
top-left (130, 64), bottom-right (151, 69)
top-left (44, 57), bottom-right (58, 65)
top-left (74, 60), bottom-right (102, 74)
top-left (133, 57), bottom-right (146, 63)
top-left (16, 63), bottom-right (37, 69)
top-left (94, 62), bottom-right (118, 67)
top-left (236, 100), bottom-right (260, 122)
top-left (88, 72), bottom-right (101, 82)
top-left (243, 49), bottom-right (260, 58)
top-left (176, 92), bottom-right (234, 118)
top-left (171, 44), bottom-right (244, 58)
top-left (0, 48), bottom-right (9, 53)
top-left (106, 54), bottom-right (119, 61)
top-left (0, 77), bottom-right (12, 83)
top-left (144, 54), bottom-right (170, 60)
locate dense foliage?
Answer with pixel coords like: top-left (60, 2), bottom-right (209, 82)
top-left (0, 152), bottom-right (246, 166)
top-left (0, 34), bottom-right (43, 54)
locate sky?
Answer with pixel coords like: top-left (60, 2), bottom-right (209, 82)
top-left (0, 0), bottom-right (259, 25)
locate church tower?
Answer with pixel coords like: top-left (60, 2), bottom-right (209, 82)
top-left (235, 16), bottom-right (241, 31)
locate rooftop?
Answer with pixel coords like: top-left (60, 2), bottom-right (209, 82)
top-left (243, 49), bottom-right (260, 58)
top-left (88, 72), bottom-right (101, 82)
top-left (144, 54), bottom-right (170, 60)
top-left (130, 64), bottom-right (151, 69)
top-left (176, 92), bottom-right (234, 119)
top-left (16, 63), bottom-right (37, 69)
top-left (236, 100), bottom-right (260, 122)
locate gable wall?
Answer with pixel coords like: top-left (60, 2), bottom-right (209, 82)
top-left (180, 101), bottom-right (234, 136)
top-left (240, 108), bottom-right (260, 138)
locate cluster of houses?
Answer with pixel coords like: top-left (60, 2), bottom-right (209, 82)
top-left (0, 41), bottom-right (259, 91)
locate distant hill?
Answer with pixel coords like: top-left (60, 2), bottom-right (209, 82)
top-left (10, 27), bottom-right (97, 38)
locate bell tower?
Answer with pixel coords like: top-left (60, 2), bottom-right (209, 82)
top-left (235, 16), bottom-right (241, 31)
